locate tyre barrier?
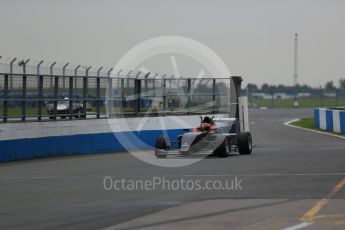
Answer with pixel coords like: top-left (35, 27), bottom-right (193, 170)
top-left (314, 108), bottom-right (345, 134)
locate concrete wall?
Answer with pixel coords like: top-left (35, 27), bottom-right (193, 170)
top-left (314, 108), bottom-right (345, 134)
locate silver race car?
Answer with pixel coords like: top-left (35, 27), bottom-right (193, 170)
top-left (155, 76), bottom-right (253, 158)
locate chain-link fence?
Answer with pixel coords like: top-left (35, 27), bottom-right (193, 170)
top-left (0, 59), bottom-right (232, 123)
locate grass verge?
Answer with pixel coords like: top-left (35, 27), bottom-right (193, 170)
top-left (289, 117), bottom-right (345, 138)
top-left (251, 98), bottom-right (345, 108)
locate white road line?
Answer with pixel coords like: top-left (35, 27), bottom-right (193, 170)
top-left (0, 154), bottom-right (123, 170)
top-left (282, 222), bottom-right (313, 230)
top-left (0, 176), bottom-right (81, 180)
top-left (284, 119), bottom-right (345, 140)
top-left (156, 173), bottom-right (345, 177)
top-left (1, 173), bottom-right (345, 180)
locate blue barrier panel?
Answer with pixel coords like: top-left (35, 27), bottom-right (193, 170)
top-left (314, 108), bottom-right (320, 129)
top-left (340, 111), bottom-right (345, 134)
top-left (325, 110), bottom-right (334, 131)
top-left (0, 129), bottom-right (186, 163)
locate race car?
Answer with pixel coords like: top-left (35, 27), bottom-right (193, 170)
top-left (46, 98), bottom-right (91, 119)
top-left (154, 116), bottom-right (252, 158)
top-left (154, 76), bottom-right (252, 158)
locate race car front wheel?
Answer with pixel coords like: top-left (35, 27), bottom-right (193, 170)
top-left (238, 132), bottom-right (252, 155)
top-left (214, 137), bottom-right (230, 157)
top-left (155, 135), bottom-right (169, 158)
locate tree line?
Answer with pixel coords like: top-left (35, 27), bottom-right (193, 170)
top-left (247, 79), bottom-right (345, 94)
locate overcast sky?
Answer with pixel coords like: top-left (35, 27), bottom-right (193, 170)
top-left (0, 0), bottom-right (344, 87)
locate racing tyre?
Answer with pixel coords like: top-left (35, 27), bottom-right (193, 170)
top-left (155, 135), bottom-right (169, 158)
top-left (74, 110), bottom-right (81, 118)
top-left (215, 137), bottom-right (230, 157)
top-left (238, 132), bottom-right (252, 155)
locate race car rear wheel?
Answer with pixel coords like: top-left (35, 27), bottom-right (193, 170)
top-left (238, 132), bottom-right (252, 155)
top-left (155, 135), bottom-right (169, 158)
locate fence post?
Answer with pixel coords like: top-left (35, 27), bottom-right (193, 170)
top-left (74, 64), bottom-right (80, 89)
top-left (107, 68), bottom-right (113, 118)
top-left (62, 62), bottom-right (69, 90)
top-left (121, 78), bottom-right (125, 113)
top-left (38, 75), bottom-right (43, 121)
top-left (36, 60), bottom-right (43, 89)
top-left (69, 72), bottom-right (74, 120)
top-left (19, 59), bottom-right (29, 121)
top-left (320, 86), bottom-right (324, 107)
top-left (162, 75), bottom-right (166, 115)
top-left (96, 67), bottom-right (103, 119)
top-left (3, 74), bottom-right (8, 122)
top-left (9, 58), bottom-right (16, 90)
top-left (22, 74), bottom-right (27, 121)
top-left (152, 73), bottom-right (157, 92)
top-left (53, 76), bottom-right (59, 120)
top-left (83, 66), bottom-right (91, 119)
top-left (144, 72), bottom-right (149, 92)
top-left (117, 69), bottom-right (124, 114)
top-left (153, 73), bottom-right (159, 97)
top-left (134, 79), bottom-right (141, 115)
top-left (213, 78), bottom-right (216, 113)
top-left (50, 61), bottom-right (56, 89)
top-left (187, 78), bottom-right (191, 115)
top-left (126, 70), bottom-right (132, 90)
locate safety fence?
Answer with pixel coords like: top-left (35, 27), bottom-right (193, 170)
top-left (0, 62), bottom-right (232, 122)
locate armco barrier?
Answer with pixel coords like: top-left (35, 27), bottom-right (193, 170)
top-left (314, 108), bottom-right (345, 134)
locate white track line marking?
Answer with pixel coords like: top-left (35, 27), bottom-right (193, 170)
top-left (2, 173), bottom-right (344, 180)
top-left (149, 173), bottom-right (345, 177)
top-left (282, 222), bottom-right (313, 230)
top-left (284, 119), bottom-right (345, 140)
top-left (0, 154), bottom-right (123, 170)
top-left (0, 176), bottom-right (81, 180)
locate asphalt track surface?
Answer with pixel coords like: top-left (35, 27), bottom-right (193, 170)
top-left (1, 109), bottom-right (344, 230)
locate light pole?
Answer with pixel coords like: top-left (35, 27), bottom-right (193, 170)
top-left (293, 33), bottom-right (299, 108)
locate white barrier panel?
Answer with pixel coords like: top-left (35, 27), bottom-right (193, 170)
top-left (238, 96), bottom-right (249, 132)
top-left (314, 108), bottom-right (345, 134)
top-left (333, 110), bottom-right (341, 133)
top-left (319, 109), bottom-right (327, 130)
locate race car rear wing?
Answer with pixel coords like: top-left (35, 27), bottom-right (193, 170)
top-left (213, 117), bottom-right (236, 122)
top-left (230, 76), bottom-right (250, 132)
